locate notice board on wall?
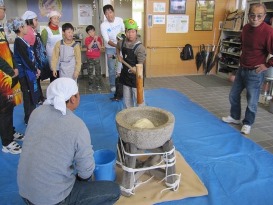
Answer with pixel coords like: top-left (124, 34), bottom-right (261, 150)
top-left (27, 0), bottom-right (73, 22)
top-left (166, 15), bottom-right (189, 33)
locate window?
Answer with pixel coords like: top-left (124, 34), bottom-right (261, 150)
top-left (236, 0), bottom-right (246, 10)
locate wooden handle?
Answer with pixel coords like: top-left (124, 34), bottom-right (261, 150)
top-left (120, 59), bottom-right (144, 105)
top-left (136, 64), bottom-right (144, 105)
top-left (120, 59), bottom-right (133, 70)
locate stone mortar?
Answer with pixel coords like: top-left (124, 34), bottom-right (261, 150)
top-left (116, 106), bottom-right (175, 149)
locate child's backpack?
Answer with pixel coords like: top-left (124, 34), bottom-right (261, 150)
top-left (180, 44), bottom-right (194, 60)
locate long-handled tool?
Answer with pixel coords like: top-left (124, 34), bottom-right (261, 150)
top-left (136, 64), bottom-right (144, 106)
top-left (120, 59), bottom-right (144, 106)
top-left (120, 58), bottom-right (136, 74)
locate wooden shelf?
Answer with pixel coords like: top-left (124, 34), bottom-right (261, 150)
top-left (219, 61), bottom-right (239, 69)
top-left (222, 40), bottom-right (241, 45)
top-left (221, 29), bottom-right (242, 32)
top-left (221, 51), bottom-right (241, 57)
top-left (218, 28), bottom-right (242, 73)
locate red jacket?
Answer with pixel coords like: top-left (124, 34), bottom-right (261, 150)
top-left (85, 36), bottom-right (102, 59)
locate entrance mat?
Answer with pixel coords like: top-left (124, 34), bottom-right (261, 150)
top-left (185, 75), bottom-right (232, 87)
top-left (115, 151), bottom-right (208, 205)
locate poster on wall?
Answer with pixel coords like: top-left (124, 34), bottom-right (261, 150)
top-left (26, 0), bottom-right (73, 22)
top-left (153, 2), bottom-right (166, 13)
top-left (169, 0), bottom-right (186, 14)
top-left (194, 0), bottom-right (215, 31)
top-left (166, 15), bottom-right (189, 33)
top-left (78, 4), bottom-right (92, 25)
top-left (153, 15), bottom-right (165, 24)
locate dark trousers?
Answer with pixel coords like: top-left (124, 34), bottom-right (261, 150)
top-left (37, 77), bottom-right (45, 102)
top-left (22, 180), bottom-right (120, 205)
top-left (50, 71), bottom-right (59, 83)
top-left (0, 107), bottom-right (14, 146)
top-left (114, 76), bottom-right (123, 99)
top-left (19, 77), bottom-right (36, 124)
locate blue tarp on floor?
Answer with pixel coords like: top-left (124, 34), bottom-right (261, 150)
top-left (1, 88), bottom-right (273, 205)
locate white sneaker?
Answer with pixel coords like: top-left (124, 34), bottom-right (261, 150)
top-left (222, 116), bottom-right (241, 124)
top-left (2, 141), bottom-right (22, 154)
top-left (241, 125), bottom-right (251, 135)
top-left (13, 132), bottom-right (24, 141)
top-left (110, 87), bottom-right (116, 92)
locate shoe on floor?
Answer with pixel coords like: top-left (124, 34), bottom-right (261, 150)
top-left (13, 132), bottom-right (24, 141)
top-left (222, 116), bottom-right (241, 124)
top-left (2, 141), bottom-right (22, 154)
top-left (110, 97), bottom-right (121, 102)
top-left (110, 87), bottom-right (116, 92)
top-left (241, 125), bottom-right (251, 135)
top-left (88, 85), bottom-right (93, 91)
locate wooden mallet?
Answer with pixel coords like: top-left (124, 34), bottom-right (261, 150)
top-left (120, 59), bottom-right (144, 106)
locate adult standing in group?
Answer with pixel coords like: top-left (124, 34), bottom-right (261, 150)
top-left (22, 10), bottom-right (51, 104)
top-left (0, 0), bottom-right (24, 154)
top-left (100, 4), bottom-right (125, 92)
top-left (7, 17), bottom-right (40, 126)
top-left (41, 10), bottom-right (62, 82)
top-left (222, 3), bottom-right (273, 135)
top-left (18, 77), bottom-right (120, 205)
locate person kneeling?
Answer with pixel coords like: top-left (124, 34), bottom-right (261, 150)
top-left (17, 78), bottom-right (120, 205)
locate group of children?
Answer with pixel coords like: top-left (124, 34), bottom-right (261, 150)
top-left (11, 13), bottom-right (145, 110)
top-left (86, 16), bottom-right (147, 108)
top-left (1, 4), bottom-right (145, 154)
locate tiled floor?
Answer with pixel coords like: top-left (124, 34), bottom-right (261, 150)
top-left (41, 75), bottom-right (273, 153)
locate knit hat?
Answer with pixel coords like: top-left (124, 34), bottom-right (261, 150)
top-left (47, 10), bottom-right (61, 19)
top-left (6, 17), bottom-right (25, 32)
top-left (21, 11), bottom-right (37, 21)
top-left (43, 78), bottom-right (79, 115)
top-left (0, 0), bottom-right (5, 8)
top-left (124, 18), bottom-right (138, 30)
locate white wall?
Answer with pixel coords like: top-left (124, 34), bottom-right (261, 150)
top-left (114, 1), bottom-right (132, 20)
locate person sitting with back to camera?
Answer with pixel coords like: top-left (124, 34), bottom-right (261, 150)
top-left (17, 77), bottom-right (121, 205)
top-left (116, 18), bottom-right (146, 108)
top-left (51, 23), bottom-right (81, 81)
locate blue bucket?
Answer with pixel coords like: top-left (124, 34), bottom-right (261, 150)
top-left (93, 149), bottom-right (116, 181)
